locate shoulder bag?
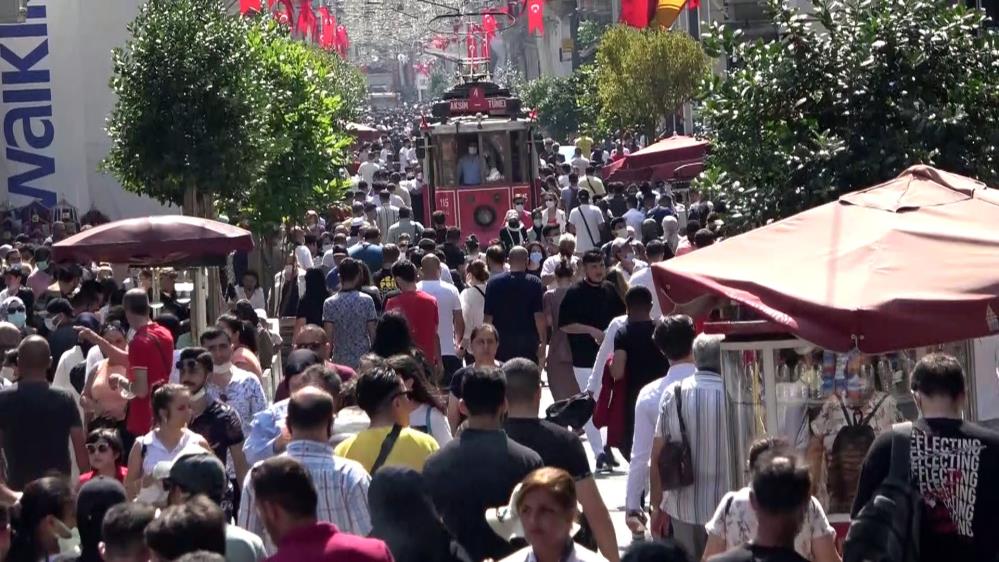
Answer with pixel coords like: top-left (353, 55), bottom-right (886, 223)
top-left (657, 386), bottom-right (695, 490)
top-left (370, 424), bottom-right (403, 474)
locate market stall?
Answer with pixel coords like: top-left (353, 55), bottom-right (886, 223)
top-left (651, 165), bottom-right (999, 533)
top-left (601, 135), bottom-right (708, 183)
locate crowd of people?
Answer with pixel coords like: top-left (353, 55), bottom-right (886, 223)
top-left (0, 119), bottom-right (995, 562)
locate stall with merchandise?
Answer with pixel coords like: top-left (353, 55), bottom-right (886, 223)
top-left (651, 165), bottom-right (999, 536)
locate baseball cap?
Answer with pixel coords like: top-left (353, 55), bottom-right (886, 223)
top-left (166, 452), bottom-right (227, 500)
top-left (285, 349), bottom-right (321, 378)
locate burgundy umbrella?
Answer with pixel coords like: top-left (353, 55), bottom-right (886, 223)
top-left (52, 215), bottom-right (254, 266)
top-left (652, 166), bottom-right (999, 353)
top-left (602, 135), bottom-right (708, 183)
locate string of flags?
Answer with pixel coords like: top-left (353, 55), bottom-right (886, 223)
top-left (239, 0), bottom-right (350, 57)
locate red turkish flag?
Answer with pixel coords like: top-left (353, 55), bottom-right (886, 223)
top-left (239, 0), bottom-right (261, 15)
top-left (296, 0), bottom-right (317, 42)
top-left (687, 0), bottom-right (701, 9)
top-left (319, 7), bottom-right (336, 50)
top-left (335, 25), bottom-right (349, 57)
top-left (620, 0), bottom-right (652, 27)
top-left (526, 0), bottom-right (544, 35)
top-left (272, 0), bottom-right (294, 27)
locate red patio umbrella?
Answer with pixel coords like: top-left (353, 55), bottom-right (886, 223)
top-left (52, 215), bottom-right (254, 266)
top-left (347, 122), bottom-right (380, 142)
top-left (602, 135), bottom-right (708, 182)
top-left (652, 165), bottom-right (999, 353)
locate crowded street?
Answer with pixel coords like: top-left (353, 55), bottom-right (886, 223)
top-left (0, 0), bottom-right (997, 562)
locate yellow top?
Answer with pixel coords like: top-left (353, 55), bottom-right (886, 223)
top-left (334, 426), bottom-right (440, 473)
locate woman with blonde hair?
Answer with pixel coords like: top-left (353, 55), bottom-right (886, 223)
top-left (492, 467), bottom-right (605, 562)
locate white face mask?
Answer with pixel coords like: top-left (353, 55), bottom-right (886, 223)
top-left (615, 228), bottom-right (627, 238)
top-left (515, 204), bottom-right (524, 212)
top-left (44, 315), bottom-right (60, 332)
top-left (190, 386), bottom-right (207, 402)
top-left (53, 519), bottom-right (82, 560)
top-left (468, 146), bottom-right (477, 155)
top-left (0, 367), bottom-right (13, 381)
top-left (213, 361), bottom-right (232, 374)
top-left (545, 200), bottom-right (556, 209)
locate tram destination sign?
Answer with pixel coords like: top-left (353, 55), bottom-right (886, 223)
top-left (432, 84), bottom-right (521, 119)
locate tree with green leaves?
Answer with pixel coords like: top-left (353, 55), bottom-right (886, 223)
top-left (103, 0), bottom-right (363, 230)
top-left (229, 21), bottom-right (355, 232)
top-left (595, 26), bottom-right (709, 138)
top-left (103, 0), bottom-right (267, 210)
top-left (697, 0), bottom-right (999, 230)
top-left (521, 64), bottom-right (601, 142)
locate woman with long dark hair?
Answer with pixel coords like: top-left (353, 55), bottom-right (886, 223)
top-left (217, 314), bottom-right (262, 377)
top-left (294, 267), bottom-right (328, 337)
top-left (7, 477), bottom-right (78, 562)
top-left (369, 467), bottom-right (473, 562)
top-left (388, 354), bottom-right (451, 447)
top-left (372, 311), bottom-right (416, 359)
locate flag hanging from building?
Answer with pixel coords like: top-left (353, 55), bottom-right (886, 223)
top-left (272, 0), bottom-right (294, 27)
top-left (240, 0), bottom-right (261, 15)
top-left (526, 0), bottom-right (544, 35)
top-left (652, 0), bottom-right (687, 28)
top-left (319, 7), bottom-right (336, 50)
top-left (620, 0), bottom-right (652, 27)
top-left (296, 0), bottom-right (317, 42)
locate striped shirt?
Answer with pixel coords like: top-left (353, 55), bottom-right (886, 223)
top-left (656, 371), bottom-right (731, 525)
top-left (238, 440), bottom-right (372, 553)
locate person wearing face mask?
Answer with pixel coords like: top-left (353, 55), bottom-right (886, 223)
top-left (525, 242), bottom-right (546, 278)
top-left (178, 347), bottom-right (250, 516)
top-left (238, 387), bottom-right (374, 544)
top-left (44, 298), bottom-right (78, 378)
top-left (0, 296), bottom-right (30, 336)
top-left (124, 384), bottom-right (210, 503)
top-left (335, 367), bottom-right (439, 472)
top-left (199, 328), bottom-right (266, 440)
top-left (609, 237), bottom-right (647, 284)
top-left (511, 196), bottom-right (532, 227)
top-left (0, 322), bottom-right (21, 385)
top-left (499, 211), bottom-right (529, 251)
top-left (457, 143), bottom-right (485, 186)
top-left (7, 476), bottom-right (81, 562)
top-left (0, 266), bottom-right (34, 321)
top-left (567, 190), bottom-right (605, 254)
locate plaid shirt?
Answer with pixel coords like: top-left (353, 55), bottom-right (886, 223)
top-left (238, 440), bottom-right (372, 552)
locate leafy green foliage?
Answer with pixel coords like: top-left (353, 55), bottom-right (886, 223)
top-left (227, 21), bottom-right (354, 231)
top-left (103, 0), bottom-right (363, 232)
top-left (521, 64), bottom-right (601, 141)
top-left (595, 26), bottom-right (709, 137)
top-left (103, 0), bottom-right (267, 206)
top-left (696, 0), bottom-right (999, 230)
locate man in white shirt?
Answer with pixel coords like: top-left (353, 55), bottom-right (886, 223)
top-left (627, 239), bottom-right (666, 320)
top-left (570, 147), bottom-right (590, 176)
top-left (579, 166), bottom-right (605, 198)
top-left (374, 191), bottom-right (400, 235)
top-left (567, 190), bottom-right (605, 254)
top-left (417, 254), bottom-right (464, 383)
top-left (623, 315), bottom-right (696, 537)
top-left (623, 194), bottom-right (646, 234)
top-left (291, 227), bottom-right (314, 270)
top-left (387, 176), bottom-right (411, 208)
top-left (398, 139), bottom-right (414, 172)
top-left (357, 152), bottom-right (380, 186)
top-left (540, 234), bottom-right (578, 287)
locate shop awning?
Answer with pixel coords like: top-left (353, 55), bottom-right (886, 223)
top-left (602, 135), bottom-right (708, 183)
top-left (652, 165), bottom-right (999, 352)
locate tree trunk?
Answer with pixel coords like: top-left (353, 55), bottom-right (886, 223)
top-left (182, 186), bottom-right (224, 340)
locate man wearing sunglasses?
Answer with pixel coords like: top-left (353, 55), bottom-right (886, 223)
top-left (333, 367), bottom-right (438, 473)
top-left (285, 325), bottom-right (356, 399)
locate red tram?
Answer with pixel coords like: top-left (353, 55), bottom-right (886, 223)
top-left (416, 81), bottom-right (541, 243)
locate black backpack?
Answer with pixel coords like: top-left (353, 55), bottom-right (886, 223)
top-left (843, 422), bottom-right (921, 562)
top-left (827, 393), bottom-right (888, 513)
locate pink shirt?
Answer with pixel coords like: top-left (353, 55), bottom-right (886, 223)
top-left (27, 269), bottom-right (52, 298)
top-left (267, 522), bottom-right (394, 562)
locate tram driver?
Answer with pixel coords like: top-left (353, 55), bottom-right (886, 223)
top-left (458, 139), bottom-right (486, 186)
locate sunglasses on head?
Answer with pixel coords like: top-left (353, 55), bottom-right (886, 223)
top-left (86, 443), bottom-right (110, 454)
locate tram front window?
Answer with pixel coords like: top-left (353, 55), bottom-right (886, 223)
top-left (457, 135), bottom-right (485, 186)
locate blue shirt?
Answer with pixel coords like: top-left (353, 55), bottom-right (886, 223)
top-left (325, 267), bottom-right (341, 292)
top-left (458, 154), bottom-right (483, 185)
top-left (243, 399), bottom-right (289, 466)
top-left (348, 242), bottom-right (384, 272)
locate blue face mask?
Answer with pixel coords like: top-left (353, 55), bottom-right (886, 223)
top-left (529, 251), bottom-right (543, 264)
top-left (8, 311), bottom-right (25, 328)
top-left (36, 260), bottom-right (48, 271)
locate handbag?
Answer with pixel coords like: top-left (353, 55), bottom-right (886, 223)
top-left (657, 386), bottom-right (695, 490)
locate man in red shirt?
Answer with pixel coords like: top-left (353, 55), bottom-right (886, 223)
top-left (122, 288), bottom-right (174, 439)
top-left (252, 456), bottom-right (394, 562)
top-left (383, 260), bottom-right (439, 366)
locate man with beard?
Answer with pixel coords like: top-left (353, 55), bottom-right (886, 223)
top-left (178, 346), bottom-right (249, 519)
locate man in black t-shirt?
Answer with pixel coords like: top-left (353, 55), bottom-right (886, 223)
top-left (424, 367), bottom-right (542, 562)
top-left (708, 453), bottom-right (811, 562)
top-left (852, 353), bottom-right (999, 562)
top-left (0, 336), bottom-right (87, 488)
top-left (502, 358), bottom-right (619, 562)
top-left (373, 244), bottom-right (400, 300)
top-left (178, 347), bottom-right (248, 518)
top-left (558, 250), bottom-right (626, 466)
top-left (483, 247), bottom-right (546, 365)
